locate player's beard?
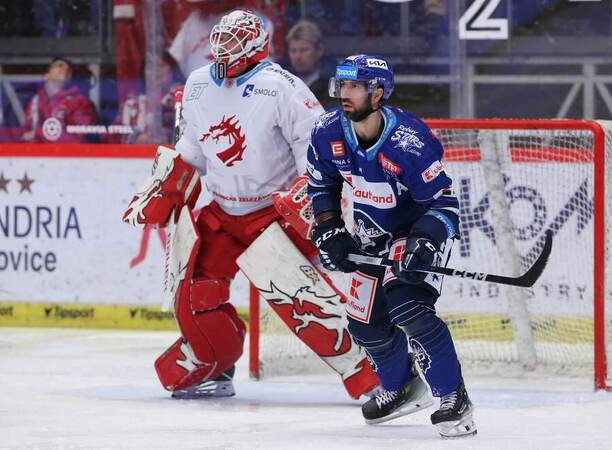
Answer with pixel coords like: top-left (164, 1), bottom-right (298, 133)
top-left (341, 96), bottom-right (377, 122)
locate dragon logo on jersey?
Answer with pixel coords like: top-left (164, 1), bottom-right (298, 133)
top-left (200, 115), bottom-right (247, 167)
top-left (391, 125), bottom-right (424, 155)
top-left (410, 337), bottom-right (431, 374)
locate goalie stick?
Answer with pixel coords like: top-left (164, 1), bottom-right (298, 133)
top-left (347, 230), bottom-right (553, 288)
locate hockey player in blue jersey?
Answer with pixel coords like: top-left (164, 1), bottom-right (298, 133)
top-left (306, 54), bottom-right (477, 438)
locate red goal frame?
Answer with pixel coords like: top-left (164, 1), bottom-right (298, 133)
top-left (249, 119), bottom-right (611, 391)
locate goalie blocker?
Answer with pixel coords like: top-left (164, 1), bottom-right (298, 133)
top-left (123, 149), bottom-right (378, 399)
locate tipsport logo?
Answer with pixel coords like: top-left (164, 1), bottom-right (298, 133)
top-left (242, 84), bottom-right (278, 98)
top-left (335, 66), bottom-right (358, 80)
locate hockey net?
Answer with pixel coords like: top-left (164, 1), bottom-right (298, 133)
top-left (249, 119), bottom-right (612, 391)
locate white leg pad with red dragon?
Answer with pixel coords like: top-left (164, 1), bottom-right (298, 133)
top-left (237, 221), bottom-right (380, 399)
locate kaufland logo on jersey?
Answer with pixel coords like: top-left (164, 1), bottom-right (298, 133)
top-left (351, 176), bottom-right (396, 208)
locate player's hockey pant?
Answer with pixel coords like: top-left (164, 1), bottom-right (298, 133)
top-left (346, 264), bottom-right (462, 397)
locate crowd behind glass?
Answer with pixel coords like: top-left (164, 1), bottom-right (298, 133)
top-left (0, 0), bottom-right (610, 144)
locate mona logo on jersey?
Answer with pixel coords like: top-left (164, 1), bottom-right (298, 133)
top-left (351, 176), bottom-right (396, 208)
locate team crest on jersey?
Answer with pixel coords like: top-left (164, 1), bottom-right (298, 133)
top-left (313, 110), bottom-right (339, 132)
top-left (391, 125), bottom-right (424, 155)
top-left (353, 209), bottom-right (391, 254)
top-left (200, 115), bottom-right (247, 167)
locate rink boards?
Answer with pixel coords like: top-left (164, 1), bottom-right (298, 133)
top-left (0, 144), bottom-right (606, 345)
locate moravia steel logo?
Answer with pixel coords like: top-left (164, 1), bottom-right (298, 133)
top-left (242, 84), bottom-right (278, 98)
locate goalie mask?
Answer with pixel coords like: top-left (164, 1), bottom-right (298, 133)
top-left (210, 9), bottom-right (270, 78)
top-left (328, 54), bottom-right (394, 100)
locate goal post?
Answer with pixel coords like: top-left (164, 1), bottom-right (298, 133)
top-left (249, 118), bottom-right (612, 391)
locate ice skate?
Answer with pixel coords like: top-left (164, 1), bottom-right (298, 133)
top-left (430, 382), bottom-right (477, 438)
top-left (362, 369), bottom-right (432, 424)
top-left (171, 366), bottom-right (236, 399)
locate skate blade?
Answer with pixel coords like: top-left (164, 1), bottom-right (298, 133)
top-left (436, 413), bottom-right (477, 438)
top-left (172, 380), bottom-right (236, 399)
top-left (365, 397), bottom-right (434, 425)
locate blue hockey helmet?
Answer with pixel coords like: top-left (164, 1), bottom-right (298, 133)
top-left (329, 54), bottom-right (394, 100)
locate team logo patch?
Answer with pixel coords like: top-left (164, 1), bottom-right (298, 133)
top-left (353, 209), bottom-right (391, 255)
top-left (410, 338), bottom-right (431, 374)
top-left (378, 152), bottom-right (401, 175)
top-left (330, 141), bottom-right (346, 157)
top-left (200, 115), bottom-right (247, 167)
top-left (42, 117), bottom-right (62, 141)
top-left (422, 160), bottom-right (444, 183)
top-left (391, 125), bottom-right (424, 155)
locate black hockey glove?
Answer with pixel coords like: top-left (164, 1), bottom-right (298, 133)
top-left (311, 216), bottom-right (359, 273)
top-left (392, 235), bottom-right (438, 284)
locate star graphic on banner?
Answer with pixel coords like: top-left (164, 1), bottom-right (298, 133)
top-left (0, 172), bottom-right (10, 193)
top-left (17, 172), bottom-right (35, 194)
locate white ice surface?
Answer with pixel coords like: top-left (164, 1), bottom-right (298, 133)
top-left (1, 328), bottom-right (612, 450)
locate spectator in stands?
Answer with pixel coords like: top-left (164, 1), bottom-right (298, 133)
top-left (285, 20), bottom-right (336, 109)
top-left (113, 52), bottom-right (185, 144)
top-left (22, 57), bottom-right (97, 143)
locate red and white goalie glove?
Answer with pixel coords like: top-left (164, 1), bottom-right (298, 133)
top-left (272, 175), bottom-right (314, 239)
top-left (123, 146), bottom-right (202, 228)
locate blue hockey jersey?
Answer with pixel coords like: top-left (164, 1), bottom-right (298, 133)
top-left (307, 106), bottom-right (459, 256)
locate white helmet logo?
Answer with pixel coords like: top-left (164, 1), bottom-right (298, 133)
top-left (366, 58), bottom-right (388, 69)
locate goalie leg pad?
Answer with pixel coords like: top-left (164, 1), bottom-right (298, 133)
top-left (190, 278), bottom-right (231, 310)
top-left (155, 278), bottom-right (246, 391)
top-left (237, 222), bottom-right (380, 399)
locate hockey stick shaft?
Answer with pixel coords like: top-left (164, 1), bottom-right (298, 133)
top-left (347, 230), bottom-right (553, 288)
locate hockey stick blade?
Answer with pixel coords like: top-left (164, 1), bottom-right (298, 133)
top-left (347, 230), bottom-right (553, 288)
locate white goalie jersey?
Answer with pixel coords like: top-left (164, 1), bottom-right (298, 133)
top-left (176, 61), bottom-right (324, 215)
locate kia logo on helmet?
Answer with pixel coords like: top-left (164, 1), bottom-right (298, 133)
top-left (366, 58), bottom-right (388, 69)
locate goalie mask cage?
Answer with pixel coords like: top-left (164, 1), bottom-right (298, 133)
top-left (249, 119), bottom-right (612, 391)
